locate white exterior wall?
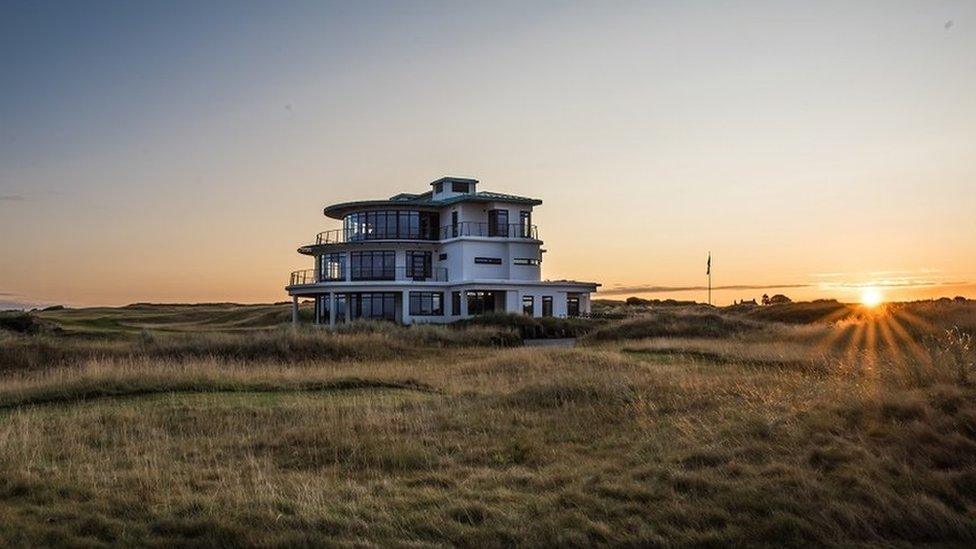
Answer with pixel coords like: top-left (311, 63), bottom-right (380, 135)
top-left (289, 183), bottom-right (597, 326)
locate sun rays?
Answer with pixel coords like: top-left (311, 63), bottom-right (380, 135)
top-left (814, 303), bottom-right (938, 374)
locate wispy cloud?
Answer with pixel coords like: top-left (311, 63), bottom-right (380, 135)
top-left (598, 283), bottom-right (810, 296)
top-left (819, 280), bottom-right (969, 290)
top-left (0, 195), bottom-right (25, 201)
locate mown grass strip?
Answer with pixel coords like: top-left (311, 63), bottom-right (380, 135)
top-left (0, 377), bottom-right (441, 411)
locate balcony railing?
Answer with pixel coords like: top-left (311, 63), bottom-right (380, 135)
top-left (438, 222), bottom-right (538, 240)
top-left (289, 266), bottom-right (448, 286)
top-left (313, 222), bottom-right (538, 245)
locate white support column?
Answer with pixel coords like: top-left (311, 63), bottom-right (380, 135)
top-left (582, 293), bottom-right (592, 314)
top-left (401, 290), bottom-right (410, 325)
top-left (291, 295), bottom-right (299, 326)
top-left (329, 292), bottom-right (336, 327)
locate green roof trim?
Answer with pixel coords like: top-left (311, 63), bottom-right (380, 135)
top-left (323, 190), bottom-right (542, 219)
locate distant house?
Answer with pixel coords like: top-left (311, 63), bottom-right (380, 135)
top-left (286, 177), bottom-right (600, 325)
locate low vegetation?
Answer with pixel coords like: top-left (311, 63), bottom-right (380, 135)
top-left (0, 301), bottom-right (974, 545)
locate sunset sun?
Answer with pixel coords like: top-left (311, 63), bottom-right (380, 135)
top-left (860, 287), bottom-right (884, 308)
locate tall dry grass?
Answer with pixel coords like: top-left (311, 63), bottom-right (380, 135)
top-left (0, 325), bottom-right (974, 545)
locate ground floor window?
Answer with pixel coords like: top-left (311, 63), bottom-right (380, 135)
top-left (522, 295), bottom-right (534, 315)
top-left (567, 295), bottom-right (580, 317)
top-left (541, 296), bottom-right (553, 317)
top-left (317, 294), bottom-right (348, 324)
top-left (347, 292), bottom-right (397, 321)
top-left (452, 291), bottom-right (461, 316)
top-left (467, 290), bottom-right (499, 315)
top-left (409, 292), bottom-right (443, 316)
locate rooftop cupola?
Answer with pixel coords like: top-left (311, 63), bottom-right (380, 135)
top-left (431, 177), bottom-right (478, 200)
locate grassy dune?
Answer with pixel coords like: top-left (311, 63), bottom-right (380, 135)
top-left (0, 302), bottom-right (974, 545)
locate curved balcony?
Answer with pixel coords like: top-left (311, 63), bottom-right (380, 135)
top-left (289, 266), bottom-right (448, 286)
top-left (312, 222), bottom-right (539, 246)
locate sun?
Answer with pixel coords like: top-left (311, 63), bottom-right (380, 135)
top-left (860, 287), bottom-right (883, 308)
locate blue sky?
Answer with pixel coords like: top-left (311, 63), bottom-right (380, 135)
top-left (2, 0), bottom-right (975, 308)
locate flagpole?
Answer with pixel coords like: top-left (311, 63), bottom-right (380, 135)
top-left (707, 252), bottom-right (711, 306)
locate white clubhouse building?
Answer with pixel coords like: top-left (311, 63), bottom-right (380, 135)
top-left (287, 177), bottom-right (599, 325)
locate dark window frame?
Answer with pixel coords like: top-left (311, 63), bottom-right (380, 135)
top-left (567, 295), bottom-right (581, 317)
top-left (350, 250), bottom-right (395, 280)
top-left (513, 258), bottom-right (540, 266)
top-left (451, 182), bottom-right (469, 193)
top-left (542, 296), bottom-right (553, 317)
top-left (519, 210), bottom-right (532, 238)
top-left (522, 295), bottom-right (534, 316)
top-left (405, 251), bottom-right (432, 279)
top-left (488, 209), bottom-right (509, 237)
top-left (451, 291), bottom-right (461, 315)
top-left (319, 252), bottom-right (346, 281)
top-left (466, 290), bottom-right (498, 315)
top-left (409, 291), bottom-right (443, 316)
top-left (474, 257), bottom-right (502, 265)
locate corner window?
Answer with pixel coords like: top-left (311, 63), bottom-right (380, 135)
top-left (542, 296), bottom-right (553, 317)
top-left (434, 182), bottom-right (443, 193)
top-left (522, 295), bottom-right (534, 316)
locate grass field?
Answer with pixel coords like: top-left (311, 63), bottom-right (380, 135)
top-left (0, 301), bottom-right (974, 546)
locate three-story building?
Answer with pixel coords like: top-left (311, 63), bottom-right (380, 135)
top-left (286, 177), bottom-right (599, 325)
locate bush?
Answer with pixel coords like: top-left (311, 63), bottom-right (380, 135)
top-left (452, 313), bottom-right (598, 339)
top-left (582, 310), bottom-right (765, 342)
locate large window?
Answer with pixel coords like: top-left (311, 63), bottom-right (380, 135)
top-left (542, 296), bottom-right (553, 317)
top-left (406, 251), bottom-right (432, 279)
top-left (567, 295), bottom-right (580, 317)
top-left (451, 211), bottom-right (459, 237)
top-left (347, 292), bottom-right (397, 321)
top-left (452, 291), bottom-right (461, 316)
top-left (488, 209), bottom-right (509, 237)
top-left (350, 251), bottom-right (395, 280)
top-left (520, 210), bottom-right (532, 238)
top-left (522, 295), bottom-right (534, 316)
top-left (451, 181), bottom-right (469, 193)
top-left (319, 253), bottom-right (345, 281)
top-left (409, 292), bottom-right (443, 316)
top-left (467, 291), bottom-right (499, 315)
top-left (343, 211), bottom-right (439, 241)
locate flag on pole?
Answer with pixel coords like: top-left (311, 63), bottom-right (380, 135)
top-left (706, 252), bottom-right (711, 276)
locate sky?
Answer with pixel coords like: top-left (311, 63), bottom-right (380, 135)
top-left (2, 0), bottom-right (975, 309)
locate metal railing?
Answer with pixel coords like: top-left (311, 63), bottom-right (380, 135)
top-left (313, 222), bottom-right (538, 245)
top-left (289, 266), bottom-right (448, 286)
top-left (289, 269), bottom-right (316, 286)
top-left (438, 222), bottom-right (538, 240)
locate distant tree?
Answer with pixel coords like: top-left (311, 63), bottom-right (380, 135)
top-left (625, 297), bottom-right (649, 306)
top-left (768, 294), bottom-right (792, 305)
top-left (954, 296), bottom-right (968, 303)
top-left (761, 293), bottom-right (770, 306)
